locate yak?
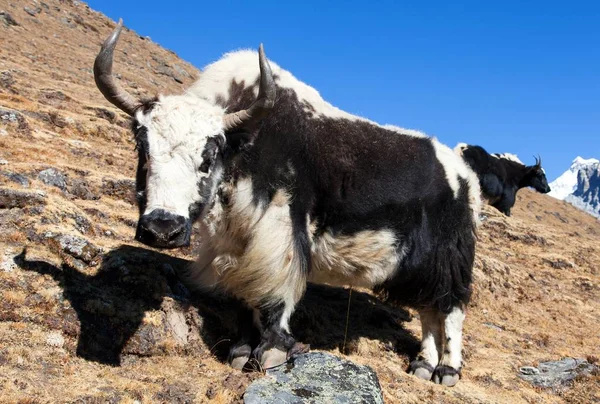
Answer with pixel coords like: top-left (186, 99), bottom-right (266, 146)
top-left (93, 20), bottom-right (481, 387)
top-left (455, 144), bottom-right (550, 216)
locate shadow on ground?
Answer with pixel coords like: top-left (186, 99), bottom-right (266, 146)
top-left (15, 245), bottom-right (418, 366)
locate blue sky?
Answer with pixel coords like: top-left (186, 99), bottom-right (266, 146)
top-left (87, 0), bottom-right (599, 181)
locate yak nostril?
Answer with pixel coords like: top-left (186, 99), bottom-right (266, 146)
top-left (167, 224), bottom-right (185, 241)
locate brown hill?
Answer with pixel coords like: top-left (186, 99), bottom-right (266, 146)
top-left (1, 1), bottom-right (598, 402)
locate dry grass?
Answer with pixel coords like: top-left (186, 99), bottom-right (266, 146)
top-left (0, 0), bottom-right (599, 403)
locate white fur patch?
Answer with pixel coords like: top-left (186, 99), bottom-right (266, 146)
top-left (136, 95), bottom-right (225, 218)
top-left (309, 228), bottom-right (402, 288)
top-left (189, 179), bottom-right (306, 309)
top-left (493, 152), bottom-right (523, 165)
top-left (382, 124), bottom-right (428, 138)
top-left (432, 140), bottom-right (481, 223)
top-left (453, 143), bottom-right (468, 156)
top-left (418, 310), bottom-right (443, 367)
top-left (188, 50), bottom-right (428, 137)
top-left (439, 306), bottom-right (465, 369)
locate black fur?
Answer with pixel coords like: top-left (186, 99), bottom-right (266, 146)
top-left (220, 85), bottom-right (476, 315)
top-left (460, 145), bottom-right (550, 216)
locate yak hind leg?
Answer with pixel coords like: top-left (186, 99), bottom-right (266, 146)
top-left (409, 306), bottom-right (465, 387)
top-left (432, 305), bottom-right (465, 387)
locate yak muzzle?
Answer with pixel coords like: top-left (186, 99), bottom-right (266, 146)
top-left (135, 209), bottom-right (191, 249)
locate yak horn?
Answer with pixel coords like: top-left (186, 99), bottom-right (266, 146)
top-left (94, 19), bottom-right (141, 116)
top-left (222, 44), bottom-right (276, 131)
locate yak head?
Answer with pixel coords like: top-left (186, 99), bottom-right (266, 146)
top-left (93, 20), bottom-right (275, 248)
top-left (523, 155), bottom-right (551, 194)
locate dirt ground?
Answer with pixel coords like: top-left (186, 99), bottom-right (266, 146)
top-left (1, 1), bottom-right (598, 403)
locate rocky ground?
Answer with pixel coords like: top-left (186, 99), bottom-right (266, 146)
top-left (1, 1), bottom-right (599, 403)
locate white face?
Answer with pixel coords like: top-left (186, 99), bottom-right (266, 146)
top-left (134, 95), bottom-right (226, 220)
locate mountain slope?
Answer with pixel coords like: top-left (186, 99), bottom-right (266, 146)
top-left (1, 1), bottom-right (599, 403)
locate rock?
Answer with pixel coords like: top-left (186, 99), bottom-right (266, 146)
top-left (542, 257), bottom-right (575, 269)
top-left (24, 7), bottom-right (42, 16)
top-left (1, 249), bottom-right (17, 272)
top-left (0, 11), bottom-right (19, 27)
top-left (46, 332), bottom-right (65, 348)
top-left (46, 233), bottom-right (102, 264)
top-left (0, 107), bottom-right (31, 134)
top-left (87, 107), bottom-right (116, 123)
top-left (0, 188), bottom-right (46, 208)
top-left (244, 352), bottom-right (384, 404)
top-left (0, 71), bottom-right (16, 89)
top-left (0, 159), bottom-right (7, 165)
top-left (38, 168), bottom-right (67, 190)
top-left (518, 358), bottom-right (597, 389)
top-left (101, 177), bottom-right (136, 204)
top-left (69, 178), bottom-right (99, 200)
top-left (3, 172), bottom-right (30, 187)
top-left (48, 111), bottom-right (69, 128)
top-left (38, 89), bottom-right (70, 107)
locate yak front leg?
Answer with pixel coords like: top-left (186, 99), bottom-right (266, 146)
top-left (227, 302), bottom-right (259, 370)
top-left (223, 190), bottom-right (309, 370)
top-left (252, 302), bottom-right (298, 369)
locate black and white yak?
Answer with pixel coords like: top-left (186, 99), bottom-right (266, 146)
top-left (94, 20), bottom-right (481, 387)
top-left (455, 144), bottom-right (550, 216)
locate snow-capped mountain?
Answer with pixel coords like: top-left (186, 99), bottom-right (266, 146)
top-left (549, 157), bottom-right (600, 218)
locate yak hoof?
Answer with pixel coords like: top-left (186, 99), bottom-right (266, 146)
top-left (228, 342), bottom-right (252, 370)
top-left (432, 365), bottom-right (460, 387)
top-left (260, 347), bottom-right (288, 370)
top-left (230, 355), bottom-right (250, 370)
top-left (408, 360), bottom-right (434, 381)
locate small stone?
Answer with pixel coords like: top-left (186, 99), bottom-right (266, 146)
top-left (69, 178), bottom-right (98, 200)
top-left (47, 233), bottom-right (102, 264)
top-left (46, 332), bottom-right (65, 347)
top-left (0, 159), bottom-right (7, 165)
top-left (101, 177), bottom-right (136, 204)
top-left (0, 11), bottom-right (19, 27)
top-left (0, 71), bottom-right (15, 89)
top-left (519, 366), bottom-right (540, 375)
top-left (0, 107), bottom-right (30, 134)
top-left (38, 168), bottom-right (67, 190)
top-left (2, 172), bottom-right (29, 188)
top-left (0, 187), bottom-right (46, 208)
top-left (1, 249), bottom-right (17, 272)
top-left (24, 6), bottom-right (41, 16)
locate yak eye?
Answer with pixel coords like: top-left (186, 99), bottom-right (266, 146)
top-left (199, 160), bottom-right (211, 173)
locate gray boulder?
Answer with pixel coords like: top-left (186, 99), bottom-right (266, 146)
top-left (38, 168), bottom-right (67, 190)
top-left (244, 352), bottom-right (383, 404)
top-left (518, 358), bottom-right (597, 389)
